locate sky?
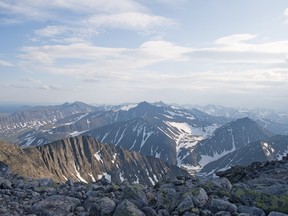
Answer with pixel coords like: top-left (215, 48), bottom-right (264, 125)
top-left (0, 0), bottom-right (288, 111)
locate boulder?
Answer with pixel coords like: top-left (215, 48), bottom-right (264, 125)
top-left (113, 199), bottom-right (145, 216)
top-left (206, 198), bottom-right (237, 214)
top-left (31, 195), bottom-right (80, 216)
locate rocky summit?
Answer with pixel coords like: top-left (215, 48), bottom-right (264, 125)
top-left (1, 156), bottom-right (288, 216)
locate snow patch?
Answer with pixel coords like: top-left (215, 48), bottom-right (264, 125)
top-left (119, 172), bottom-right (125, 182)
top-left (120, 104), bottom-right (138, 111)
top-left (94, 150), bottom-right (103, 163)
top-left (140, 128), bottom-right (154, 149)
top-left (73, 164), bottom-right (88, 183)
top-left (149, 176), bottom-right (156, 185)
top-left (261, 142), bottom-right (275, 157)
top-left (103, 172), bottom-right (111, 182)
top-left (165, 121), bottom-right (192, 134)
top-left (111, 153), bottom-right (117, 164)
top-left (88, 172), bottom-right (96, 182)
top-left (62, 175), bottom-right (68, 181)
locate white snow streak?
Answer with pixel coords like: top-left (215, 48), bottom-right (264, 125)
top-left (73, 164), bottom-right (88, 183)
top-left (94, 150), bottom-right (103, 163)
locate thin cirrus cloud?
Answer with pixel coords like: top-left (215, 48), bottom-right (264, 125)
top-left (1, 0), bottom-right (173, 36)
top-left (0, 60), bottom-right (14, 67)
top-left (0, 0), bottom-right (144, 21)
top-left (38, 85), bottom-right (62, 91)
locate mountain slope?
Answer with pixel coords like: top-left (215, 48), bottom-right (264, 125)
top-left (84, 118), bottom-right (177, 164)
top-left (200, 135), bottom-right (288, 175)
top-left (0, 136), bottom-right (188, 185)
top-left (178, 117), bottom-right (271, 172)
top-left (0, 101), bottom-right (96, 141)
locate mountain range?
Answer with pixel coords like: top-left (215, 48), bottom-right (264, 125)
top-left (0, 101), bottom-right (288, 179)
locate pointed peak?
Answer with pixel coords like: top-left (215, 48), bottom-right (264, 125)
top-left (137, 101), bottom-right (152, 108)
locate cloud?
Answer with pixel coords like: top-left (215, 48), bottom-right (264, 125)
top-left (38, 84), bottom-right (62, 90)
top-left (34, 25), bottom-right (99, 43)
top-left (215, 34), bottom-right (257, 45)
top-left (1, 0), bottom-right (174, 45)
top-left (86, 12), bottom-right (174, 30)
top-left (0, 0), bottom-right (144, 22)
top-left (7, 84), bottom-right (30, 89)
top-left (285, 8), bottom-right (288, 17)
top-left (20, 78), bottom-right (42, 83)
top-left (20, 40), bottom-right (192, 79)
top-left (0, 0), bottom-right (173, 32)
top-left (187, 34), bottom-right (288, 65)
top-left (0, 60), bottom-right (14, 67)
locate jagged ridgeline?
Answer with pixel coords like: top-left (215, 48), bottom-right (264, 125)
top-left (0, 136), bottom-right (188, 185)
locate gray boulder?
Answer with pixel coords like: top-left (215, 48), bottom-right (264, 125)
top-left (206, 198), bottom-right (237, 214)
top-left (31, 195), bottom-right (80, 216)
top-left (175, 196), bottom-right (194, 214)
top-left (157, 188), bottom-right (180, 212)
top-left (113, 199), bottom-right (145, 216)
top-left (122, 184), bottom-right (148, 208)
top-left (89, 197), bottom-right (116, 216)
top-left (268, 212), bottom-right (288, 216)
top-left (238, 205), bottom-right (265, 216)
top-left (190, 187), bottom-right (208, 207)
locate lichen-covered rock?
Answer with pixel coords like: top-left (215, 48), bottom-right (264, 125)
top-left (186, 187), bottom-right (208, 207)
top-left (200, 178), bottom-right (231, 198)
top-left (113, 199), bottom-right (145, 216)
top-left (122, 184), bottom-right (148, 208)
top-left (231, 187), bottom-right (288, 214)
top-left (157, 188), bottom-right (180, 212)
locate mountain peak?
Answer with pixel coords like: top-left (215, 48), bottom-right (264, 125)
top-left (137, 101), bottom-right (152, 107)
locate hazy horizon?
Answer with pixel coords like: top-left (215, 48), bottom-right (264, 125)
top-left (1, 1), bottom-right (288, 111)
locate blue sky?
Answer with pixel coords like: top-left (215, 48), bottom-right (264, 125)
top-left (0, 0), bottom-right (288, 110)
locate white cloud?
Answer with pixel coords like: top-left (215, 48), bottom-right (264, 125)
top-left (284, 8), bottom-right (288, 17)
top-left (20, 40), bottom-right (192, 78)
top-left (0, 60), bottom-right (14, 67)
top-left (187, 34), bottom-right (288, 65)
top-left (35, 26), bottom-right (70, 37)
top-left (0, 0), bottom-right (173, 32)
top-left (86, 12), bottom-right (174, 30)
top-left (215, 34), bottom-right (257, 45)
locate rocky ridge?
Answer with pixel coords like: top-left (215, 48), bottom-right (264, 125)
top-left (1, 156), bottom-right (288, 216)
top-left (0, 136), bottom-right (188, 186)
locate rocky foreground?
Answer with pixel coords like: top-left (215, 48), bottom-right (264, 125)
top-left (1, 157), bottom-right (288, 216)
